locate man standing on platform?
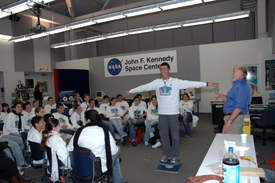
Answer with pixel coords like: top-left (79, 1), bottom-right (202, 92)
top-left (211, 65), bottom-right (250, 134)
top-left (124, 62), bottom-right (217, 164)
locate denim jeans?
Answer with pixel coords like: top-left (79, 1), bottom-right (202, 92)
top-left (110, 118), bottom-right (127, 142)
top-left (128, 118), bottom-right (145, 142)
top-left (144, 119), bottom-right (158, 142)
top-left (179, 112), bottom-right (192, 136)
top-left (112, 146), bottom-right (124, 183)
top-left (0, 135), bottom-right (25, 166)
top-left (103, 120), bottom-right (116, 140)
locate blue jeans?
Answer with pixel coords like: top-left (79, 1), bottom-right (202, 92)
top-left (144, 119), bottom-right (158, 142)
top-left (103, 120), bottom-right (116, 140)
top-left (179, 112), bottom-right (192, 137)
top-left (0, 135), bottom-right (25, 166)
top-left (112, 146), bottom-right (123, 183)
top-left (110, 118), bottom-right (127, 142)
top-left (129, 118), bottom-right (145, 142)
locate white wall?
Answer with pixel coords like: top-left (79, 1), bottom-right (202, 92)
top-left (199, 38), bottom-right (275, 113)
top-left (55, 58), bottom-right (89, 70)
top-left (0, 39), bottom-right (14, 72)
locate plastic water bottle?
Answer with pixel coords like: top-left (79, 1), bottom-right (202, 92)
top-left (222, 147), bottom-right (240, 183)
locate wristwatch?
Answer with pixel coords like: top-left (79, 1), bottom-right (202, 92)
top-left (227, 120), bottom-right (232, 124)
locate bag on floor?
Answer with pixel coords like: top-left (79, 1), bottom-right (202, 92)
top-left (128, 127), bottom-right (142, 143)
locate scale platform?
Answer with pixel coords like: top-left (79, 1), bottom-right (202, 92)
top-left (155, 159), bottom-right (182, 174)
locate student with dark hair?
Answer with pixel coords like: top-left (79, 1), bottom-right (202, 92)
top-left (40, 118), bottom-right (70, 182)
top-left (80, 93), bottom-right (90, 112)
top-left (0, 157), bottom-right (35, 183)
top-left (99, 95), bottom-right (110, 117)
top-left (106, 97), bottom-right (127, 145)
top-left (53, 103), bottom-right (75, 130)
top-left (32, 99), bottom-right (40, 111)
top-left (44, 97), bottom-right (55, 114)
top-left (0, 104), bottom-right (6, 124)
top-left (35, 107), bottom-right (45, 117)
top-left (27, 116), bottom-right (45, 165)
top-left (67, 110), bottom-right (124, 183)
top-left (70, 104), bottom-right (84, 128)
top-left (128, 96), bottom-right (147, 147)
top-left (179, 93), bottom-right (194, 138)
top-left (34, 83), bottom-right (43, 107)
top-left (2, 103), bottom-right (10, 114)
top-left (22, 102), bottom-right (35, 132)
top-left (3, 103), bottom-right (24, 135)
top-left (43, 114), bottom-right (54, 123)
top-left (116, 94), bottom-right (129, 129)
top-left (74, 92), bottom-right (83, 105)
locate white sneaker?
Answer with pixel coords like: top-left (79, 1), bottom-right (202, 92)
top-left (144, 141), bottom-right (149, 146)
top-left (149, 132), bottom-right (155, 138)
top-left (152, 142), bottom-right (161, 149)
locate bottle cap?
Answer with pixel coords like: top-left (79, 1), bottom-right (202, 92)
top-left (228, 147), bottom-right (233, 152)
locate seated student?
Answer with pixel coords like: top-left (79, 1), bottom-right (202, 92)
top-left (35, 107), bottom-right (45, 117)
top-left (32, 99), bottom-right (40, 112)
top-left (128, 96), bottom-right (147, 147)
top-left (52, 103), bottom-right (76, 131)
top-left (67, 110), bottom-right (124, 183)
top-left (2, 103), bottom-right (10, 115)
top-left (99, 95), bottom-right (110, 118)
top-left (40, 118), bottom-right (71, 182)
top-left (70, 104), bottom-right (84, 128)
top-left (0, 104), bottom-right (6, 124)
top-left (43, 114), bottom-right (54, 123)
top-left (144, 95), bottom-right (161, 148)
top-left (27, 116), bottom-right (45, 165)
top-left (87, 99), bottom-right (116, 140)
top-left (80, 93), bottom-right (90, 112)
top-left (44, 97), bottom-right (55, 114)
top-left (106, 97), bottom-right (127, 145)
top-left (0, 130), bottom-right (25, 173)
top-left (22, 102), bottom-right (35, 132)
top-left (74, 92), bottom-right (83, 105)
top-left (115, 94), bottom-right (129, 128)
top-left (179, 93), bottom-right (194, 138)
top-left (131, 94), bottom-right (147, 108)
top-left (0, 156), bottom-right (35, 183)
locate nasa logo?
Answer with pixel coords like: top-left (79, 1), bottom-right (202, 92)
top-left (107, 58), bottom-right (123, 76)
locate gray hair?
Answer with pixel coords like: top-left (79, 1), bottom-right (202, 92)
top-left (237, 65), bottom-right (247, 78)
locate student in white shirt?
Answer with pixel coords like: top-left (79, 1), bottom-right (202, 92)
top-left (32, 99), bottom-right (40, 112)
top-left (70, 104), bottom-right (84, 128)
top-left (179, 93), bottom-right (194, 138)
top-left (27, 116), bottom-right (45, 164)
top-left (106, 97), bottom-right (127, 144)
top-left (2, 103), bottom-right (10, 115)
top-left (144, 95), bottom-right (161, 148)
top-left (80, 94), bottom-right (90, 112)
top-left (3, 103), bottom-right (24, 135)
top-left (74, 92), bottom-right (83, 105)
top-left (41, 118), bottom-right (70, 182)
top-left (35, 107), bottom-right (45, 117)
top-left (116, 94), bottom-right (129, 127)
top-left (0, 103), bottom-right (6, 124)
top-left (22, 102), bottom-right (35, 131)
top-left (52, 103), bottom-right (77, 139)
top-left (67, 110), bottom-right (124, 183)
top-left (87, 99), bottom-right (116, 140)
top-left (99, 95), bottom-right (110, 118)
top-left (44, 97), bottom-right (55, 114)
top-left (128, 96), bottom-right (147, 147)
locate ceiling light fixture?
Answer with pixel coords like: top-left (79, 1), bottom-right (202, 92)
top-left (85, 36), bottom-right (106, 43)
top-left (159, 0), bottom-right (202, 10)
top-left (123, 4), bottom-right (161, 17)
top-left (68, 19), bottom-right (96, 30)
top-left (127, 27), bottom-right (153, 35)
top-left (182, 18), bottom-right (213, 27)
top-left (214, 11), bottom-right (250, 22)
top-left (153, 23), bottom-right (182, 31)
top-left (0, 34), bottom-right (12, 40)
top-left (29, 32), bottom-right (49, 39)
top-left (93, 12), bottom-right (126, 23)
top-left (46, 26), bottom-right (70, 35)
top-left (105, 31), bottom-right (128, 39)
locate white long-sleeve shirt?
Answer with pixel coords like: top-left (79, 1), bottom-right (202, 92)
top-left (67, 126), bottom-right (118, 172)
top-left (70, 112), bottom-right (84, 128)
top-left (87, 107), bottom-right (102, 114)
top-left (0, 112), bottom-right (6, 124)
top-left (128, 103), bottom-right (148, 119)
top-left (179, 100), bottom-right (194, 113)
top-left (116, 101), bottom-right (129, 114)
top-left (130, 77), bottom-right (206, 115)
top-left (106, 105), bottom-right (124, 120)
top-left (99, 103), bottom-right (110, 116)
top-left (147, 104), bottom-right (158, 122)
top-left (22, 110), bottom-right (35, 130)
top-left (52, 113), bottom-right (73, 129)
top-left (3, 112), bottom-right (24, 134)
top-left (44, 104), bottom-right (55, 114)
top-left (80, 102), bottom-right (89, 112)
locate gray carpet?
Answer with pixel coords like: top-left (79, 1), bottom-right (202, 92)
top-left (20, 113), bottom-right (275, 183)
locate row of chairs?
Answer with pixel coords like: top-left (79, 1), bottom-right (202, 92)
top-left (28, 141), bottom-right (104, 183)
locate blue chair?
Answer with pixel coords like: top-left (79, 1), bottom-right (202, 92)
top-left (28, 141), bottom-right (44, 168)
top-left (69, 151), bottom-right (105, 183)
top-left (250, 106), bottom-right (275, 146)
top-left (46, 146), bottom-right (70, 182)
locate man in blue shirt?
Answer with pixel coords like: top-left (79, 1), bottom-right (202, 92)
top-left (211, 65), bottom-right (250, 134)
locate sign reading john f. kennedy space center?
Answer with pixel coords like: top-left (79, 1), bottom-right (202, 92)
top-left (104, 50), bottom-right (177, 77)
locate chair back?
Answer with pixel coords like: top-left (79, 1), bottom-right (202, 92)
top-left (28, 141), bottom-right (43, 160)
top-left (46, 146), bottom-right (64, 172)
top-left (69, 151), bottom-right (94, 181)
top-left (262, 106), bottom-right (275, 127)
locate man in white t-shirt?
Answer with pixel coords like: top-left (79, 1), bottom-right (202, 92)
top-left (124, 62), bottom-right (218, 163)
top-left (80, 94), bottom-right (90, 112)
top-left (116, 94), bottom-right (129, 127)
top-left (22, 102), bottom-right (35, 131)
top-left (99, 95), bottom-right (110, 118)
